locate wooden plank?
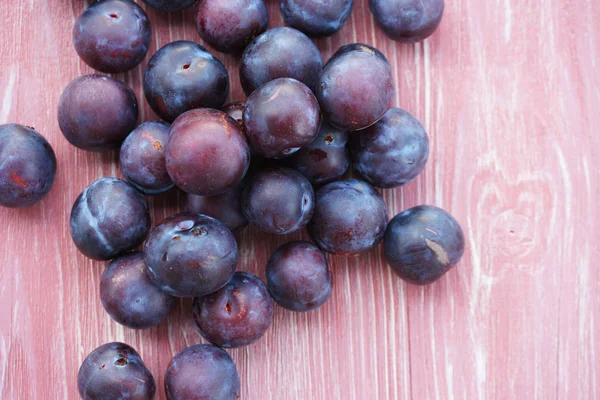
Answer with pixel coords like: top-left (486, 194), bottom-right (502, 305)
top-left (0, 0), bottom-right (598, 398)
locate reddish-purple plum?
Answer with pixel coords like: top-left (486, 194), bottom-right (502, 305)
top-left (384, 205), bottom-right (465, 285)
top-left (266, 241), bottom-right (333, 312)
top-left (144, 213), bottom-right (238, 297)
top-left (308, 179), bottom-right (388, 255)
top-left (195, 0), bottom-right (268, 54)
top-left (369, 0), bottom-right (444, 43)
top-left (351, 107), bottom-right (429, 188)
top-left (120, 121), bottom-right (174, 195)
top-left (280, 0), bottom-right (353, 37)
top-left (58, 74), bottom-right (138, 152)
top-left (239, 27), bottom-right (323, 95)
top-left (101, 252), bottom-right (175, 329)
top-left (144, 41), bottom-right (229, 122)
top-left (184, 181), bottom-right (248, 232)
top-left (243, 78), bottom-right (321, 158)
top-left (78, 342), bottom-right (155, 400)
top-left (317, 43), bottom-right (394, 131)
top-left (222, 102), bottom-right (245, 127)
top-left (242, 167), bottom-right (314, 234)
top-left (73, 0), bottom-right (151, 73)
top-left (165, 344), bottom-right (240, 400)
top-left (142, 0), bottom-right (197, 11)
top-left (193, 272), bottom-right (274, 348)
top-left (70, 178), bottom-right (150, 261)
top-left (288, 121), bottom-right (349, 184)
top-left (0, 124), bottom-right (56, 208)
top-left (166, 109), bottom-right (250, 196)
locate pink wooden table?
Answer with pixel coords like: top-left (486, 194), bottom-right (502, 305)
top-left (1, 1), bottom-right (599, 399)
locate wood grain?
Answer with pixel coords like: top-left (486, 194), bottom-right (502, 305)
top-left (1, 0), bottom-right (599, 399)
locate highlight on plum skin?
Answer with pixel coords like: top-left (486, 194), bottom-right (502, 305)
top-left (351, 107), bottom-right (429, 189)
top-left (70, 178), bottom-right (151, 261)
top-left (58, 74), bottom-right (138, 152)
top-left (73, 0), bottom-right (152, 73)
top-left (240, 27), bottom-right (323, 95)
top-left (0, 124), bottom-right (56, 209)
top-left (120, 121), bottom-right (174, 196)
top-left (308, 179), bottom-right (389, 255)
top-left (100, 252), bottom-right (175, 330)
top-left (369, 0), bottom-right (445, 43)
top-left (193, 271), bottom-right (274, 348)
top-left (144, 213), bottom-right (238, 298)
top-left (280, 0), bottom-right (354, 37)
top-left (317, 43), bottom-right (394, 131)
top-left (144, 41), bottom-right (229, 123)
top-left (266, 241), bottom-right (333, 312)
top-left (164, 344), bottom-right (241, 400)
top-left (166, 108), bottom-right (251, 196)
top-left (384, 205), bottom-right (465, 285)
top-left (77, 342), bottom-right (156, 400)
top-left (242, 167), bottom-right (315, 235)
top-left (195, 0), bottom-right (269, 54)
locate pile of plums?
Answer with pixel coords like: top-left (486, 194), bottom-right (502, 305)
top-left (0, 1), bottom-right (460, 399)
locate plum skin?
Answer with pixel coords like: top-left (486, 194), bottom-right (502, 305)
top-left (166, 108), bottom-right (250, 196)
top-left (384, 205), bottom-right (465, 285)
top-left (280, 0), bottom-right (354, 37)
top-left (70, 178), bottom-right (151, 261)
top-left (73, 0), bottom-right (152, 73)
top-left (120, 121), bottom-right (174, 196)
top-left (266, 241), bottom-right (333, 312)
top-left (242, 167), bottom-right (315, 235)
top-left (58, 74), bottom-right (138, 152)
top-left (77, 342), bottom-right (155, 400)
top-left (239, 27), bottom-right (323, 95)
top-left (193, 272), bottom-right (274, 348)
top-left (0, 124), bottom-right (56, 208)
top-left (308, 179), bottom-right (388, 255)
top-left (165, 344), bottom-right (241, 400)
top-left (144, 41), bottom-right (229, 123)
top-left (369, 0), bottom-right (445, 43)
top-left (351, 107), bottom-right (429, 188)
top-left (142, 0), bottom-right (197, 11)
top-left (243, 77), bottom-right (321, 159)
top-left (195, 0), bottom-right (269, 54)
top-left (317, 43), bottom-right (394, 131)
top-left (100, 252), bottom-right (175, 329)
top-left (144, 213), bottom-right (238, 298)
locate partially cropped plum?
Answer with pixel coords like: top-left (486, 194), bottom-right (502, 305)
top-left (370, 0), bottom-right (444, 43)
top-left (144, 41), bottom-right (229, 122)
top-left (144, 213), bottom-right (238, 297)
top-left (78, 342), bottom-right (155, 400)
top-left (266, 241), bottom-right (333, 311)
top-left (242, 167), bottom-right (314, 234)
top-left (195, 0), bottom-right (268, 54)
top-left (70, 178), bottom-right (150, 261)
top-left (280, 0), bottom-right (353, 37)
top-left (317, 44), bottom-right (394, 131)
top-left (142, 0), bottom-right (197, 11)
top-left (165, 344), bottom-right (240, 400)
top-left (184, 181), bottom-right (248, 232)
top-left (351, 108), bottom-right (429, 188)
top-left (73, 0), bottom-right (151, 73)
top-left (243, 78), bottom-right (321, 158)
top-left (166, 109), bottom-right (250, 196)
top-left (288, 121), bottom-right (349, 185)
top-left (120, 121), bottom-right (173, 195)
top-left (58, 74), bottom-right (138, 152)
top-left (240, 27), bottom-right (323, 95)
top-left (222, 102), bottom-right (245, 127)
top-left (384, 205), bottom-right (465, 285)
top-left (193, 272), bottom-right (274, 348)
top-left (308, 179), bottom-right (388, 255)
top-left (0, 124), bottom-right (56, 208)
top-left (101, 252), bottom-right (175, 329)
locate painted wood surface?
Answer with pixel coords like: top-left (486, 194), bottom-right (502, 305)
top-left (0, 0), bottom-right (599, 399)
